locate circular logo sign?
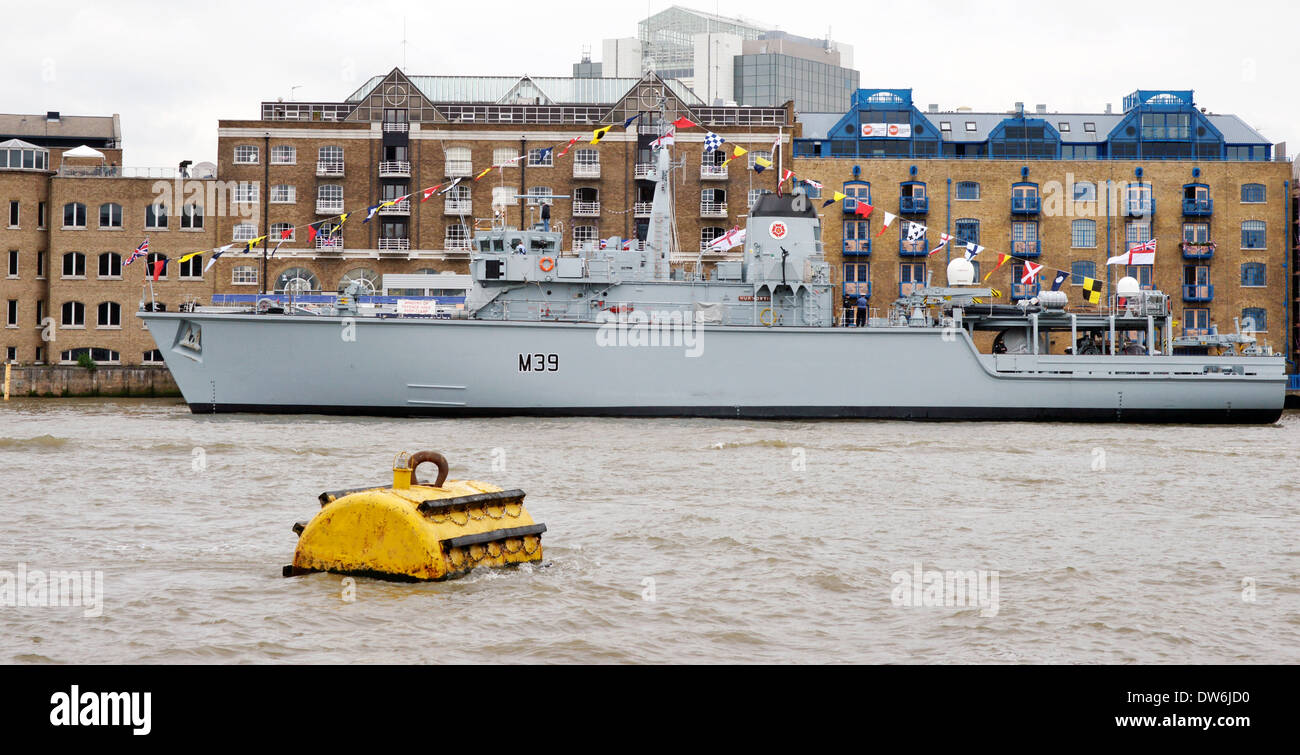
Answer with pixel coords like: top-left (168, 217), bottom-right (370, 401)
top-left (769, 221), bottom-right (788, 240)
top-left (888, 124), bottom-right (900, 136)
top-left (861, 124), bottom-right (874, 137)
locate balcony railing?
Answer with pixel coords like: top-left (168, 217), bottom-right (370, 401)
top-left (315, 236), bottom-right (344, 252)
top-left (444, 237), bottom-right (472, 252)
top-left (1182, 284), bottom-right (1214, 302)
top-left (378, 237), bottom-right (410, 252)
top-left (1125, 198), bottom-right (1155, 216)
top-left (572, 201), bottom-right (601, 217)
top-left (633, 202), bottom-right (653, 217)
top-left (1011, 283), bottom-right (1041, 300)
top-left (843, 239), bottom-right (871, 257)
top-left (700, 201), bottom-right (727, 218)
top-left (573, 162), bottom-right (600, 178)
top-left (899, 238), bottom-right (928, 257)
top-left (1011, 196), bottom-right (1040, 214)
top-left (899, 281), bottom-right (925, 297)
top-left (316, 160), bottom-right (344, 177)
top-left (315, 199), bottom-right (344, 214)
top-left (1181, 242), bottom-right (1214, 260)
top-left (382, 122), bottom-right (409, 133)
top-left (1183, 327), bottom-right (1211, 337)
top-left (1182, 197), bottom-right (1213, 216)
top-left (899, 195), bottom-right (928, 214)
top-left (444, 199), bottom-right (472, 215)
top-left (379, 200), bottom-right (410, 215)
top-left (446, 160), bottom-right (473, 177)
top-left (1012, 239), bottom-right (1041, 258)
top-left (634, 164), bottom-right (654, 180)
top-left (700, 164), bottom-right (729, 180)
top-left (379, 161), bottom-right (411, 178)
top-left (844, 281), bottom-right (871, 298)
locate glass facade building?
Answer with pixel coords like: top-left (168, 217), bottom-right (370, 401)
top-left (734, 54), bottom-right (859, 113)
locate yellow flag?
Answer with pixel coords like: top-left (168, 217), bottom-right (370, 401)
top-left (591, 125), bottom-right (612, 144)
top-left (753, 156), bottom-right (773, 170)
top-left (831, 191), bottom-right (846, 203)
top-left (178, 250), bottom-right (203, 263)
top-left (337, 213), bottom-right (349, 226)
top-left (474, 167), bottom-right (492, 180)
top-left (732, 145), bottom-right (748, 158)
top-left (245, 235), bottom-right (266, 251)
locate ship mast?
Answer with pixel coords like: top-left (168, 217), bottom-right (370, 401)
top-left (643, 95), bottom-right (675, 279)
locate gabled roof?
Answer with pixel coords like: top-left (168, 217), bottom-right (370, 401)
top-left (345, 73), bottom-right (703, 106)
top-left (0, 138), bottom-right (43, 150)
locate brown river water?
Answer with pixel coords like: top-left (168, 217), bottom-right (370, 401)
top-left (1, 398), bottom-right (1297, 664)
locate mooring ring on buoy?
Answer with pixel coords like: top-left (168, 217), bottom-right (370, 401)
top-left (408, 451), bottom-right (449, 487)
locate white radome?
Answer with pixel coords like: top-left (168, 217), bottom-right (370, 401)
top-left (946, 257), bottom-right (975, 286)
top-left (1116, 276), bottom-right (1141, 296)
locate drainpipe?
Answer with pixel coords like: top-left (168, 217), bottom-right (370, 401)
top-left (261, 132), bottom-right (269, 295)
top-left (1286, 179), bottom-right (1293, 370)
top-left (1105, 179), bottom-right (1112, 305)
top-left (945, 177), bottom-right (952, 264)
top-left (518, 136), bottom-right (526, 230)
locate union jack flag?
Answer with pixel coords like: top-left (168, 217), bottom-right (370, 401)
top-left (124, 239), bottom-right (149, 266)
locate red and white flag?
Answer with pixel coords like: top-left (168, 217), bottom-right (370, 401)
top-left (1107, 238), bottom-right (1157, 266)
top-left (558, 137), bottom-right (579, 157)
top-left (707, 226), bottom-right (745, 252)
top-left (928, 232), bottom-right (953, 256)
top-left (1021, 261), bottom-right (1043, 284)
top-left (421, 184), bottom-right (442, 203)
top-left (650, 129), bottom-right (675, 149)
top-left (873, 210), bottom-right (896, 238)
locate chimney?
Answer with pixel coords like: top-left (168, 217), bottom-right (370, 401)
top-left (1035, 104), bottom-right (1047, 114)
top-left (1014, 101), bottom-right (1024, 115)
top-left (927, 103), bottom-right (938, 113)
top-left (1105, 103), bottom-right (1113, 114)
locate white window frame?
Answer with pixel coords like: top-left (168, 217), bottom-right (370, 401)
top-left (96, 301), bottom-right (121, 329)
top-left (233, 145), bottom-right (259, 164)
top-left (270, 184), bottom-right (296, 204)
top-left (270, 145), bottom-right (296, 165)
top-left (527, 148), bottom-right (553, 167)
top-left (232, 265), bottom-right (258, 286)
top-left (493, 147), bottom-right (519, 167)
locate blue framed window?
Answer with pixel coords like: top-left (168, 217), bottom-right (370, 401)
top-left (955, 181), bottom-right (980, 200)
top-left (1241, 221), bottom-right (1265, 249)
top-left (1072, 181), bottom-right (1096, 201)
top-left (1240, 262), bottom-right (1266, 287)
top-left (1011, 263), bottom-right (1041, 299)
top-left (1126, 265), bottom-right (1153, 290)
top-left (1012, 221), bottom-right (1039, 257)
top-left (843, 262), bottom-right (870, 297)
top-left (1011, 182), bottom-right (1040, 213)
top-left (1241, 307), bottom-right (1267, 332)
top-left (797, 180), bottom-right (822, 199)
top-left (899, 262), bottom-right (926, 295)
top-left (1126, 220), bottom-right (1151, 246)
top-left (1183, 222), bottom-right (1209, 243)
top-left (954, 218), bottom-right (980, 245)
top-left (842, 181), bottom-right (871, 212)
top-left (1183, 308), bottom-right (1210, 336)
top-left (1071, 219), bottom-right (1096, 248)
top-left (1240, 183), bottom-right (1266, 203)
top-left (1070, 260), bottom-right (1096, 285)
top-left (843, 220), bottom-right (871, 255)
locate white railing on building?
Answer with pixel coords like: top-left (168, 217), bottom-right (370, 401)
top-left (315, 236), bottom-right (344, 252)
top-left (634, 164), bottom-right (654, 179)
top-left (572, 201), bottom-right (601, 217)
top-left (378, 237), bottom-right (410, 251)
top-left (700, 202), bottom-right (728, 217)
top-left (444, 200), bottom-right (472, 215)
top-left (378, 160), bottom-right (411, 177)
top-left (446, 160), bottom-right (472, 177)
top-left (379, 200), bottom-right (410, 215)
top-left (315, 200), bottom-right (345, 214)
top-left (633, 202), bottom-right (653, 217)
top-left (573, 162), bottom-right (600, 178)
top-left (700, 164), bottom-right (729, 180)
top-left (444, 238), bottom-right (472, 251)
top-left (382, 122), bottom-right (410, 133)
top-left (316, 160), bottom-right (345, 177)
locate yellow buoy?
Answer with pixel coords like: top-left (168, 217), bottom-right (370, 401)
top-left (284, 451), bottom-right (545, 581)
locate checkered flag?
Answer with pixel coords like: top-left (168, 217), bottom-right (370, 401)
top-left (703, 131), bottom-right (725, 152)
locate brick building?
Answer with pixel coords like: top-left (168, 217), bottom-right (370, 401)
top-left (792, 88), bottom-right (1292, 357)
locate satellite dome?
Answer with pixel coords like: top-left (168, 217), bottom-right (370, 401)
top-left (946, 257), bottom-right (975, 286)
top-left (1116, 276), bottom-right (1140, 296)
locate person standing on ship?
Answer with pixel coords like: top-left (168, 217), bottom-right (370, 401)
top-left (855, 295), bottom-right (868, 327)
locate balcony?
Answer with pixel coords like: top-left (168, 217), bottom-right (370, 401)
top-left (899, 238), bottom-right (928, 257)
top-left (315, 236), bottom-right (344, 253)
top-left (1011, 196), bottom-right (1040, 214)
top-left (899, 195), bottom-right (928, 215)
top-left (444, 237), bottom-right (472, 252)
top-left (700, 164), bottom-right (728, 180)
top-left (446, 160), bottom-right (473, 177)
top-left (844, 280), bottom-right (871, 298)
top-left (1182, 197), bottom-right (1213, 216)
top-left (379, 200), bottom-right (410, 215)
top-left (1180, 241), bottom-right (1215, 260)
top-left (572, 201), bottom-right (601, 217)
top-left (899, 281), bottom-right (925, 297)
top-left (700, 201), bottom-right (728, 218)
top-left (1011, 239), bottom-right (1041, 258)
top-left (1182, 284), bottom-right (1214, 302)
top-left (315, 199), bottom-right (345, 214)
top-left (1125, 198), bottom-right (1155, 216)
top-left (316, 160), bottom-right (344, 177)
top-left (382, 122), bottom-right (409, 133)
top-left (378, 237), bottom-right (410, 252)
top-left (634, 164), bottom-right (654, 180)
top-left (1011, 283), bottom-right (1041, 300)
top-left (379, 161), bottom-right (411, 178)
top-left (573, 162), bottom-right (600, 179)
top-left (842, 239), bottom-right (871, 257)
top-left (444, 199), bottom-right (472, 215)
top-left (633, 202), bottom-right (653, 218)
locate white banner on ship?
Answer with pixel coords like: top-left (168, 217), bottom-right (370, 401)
top-left (861, 123), bottom-right (912, 138)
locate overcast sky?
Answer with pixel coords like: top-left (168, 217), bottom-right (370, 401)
top-left (6, 0), bottom-right (1297, 166)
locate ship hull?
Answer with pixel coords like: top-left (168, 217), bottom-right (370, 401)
top-left (140, 312), bottom-right (1288, 424)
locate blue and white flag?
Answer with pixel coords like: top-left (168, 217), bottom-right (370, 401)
top-left (703, 131), bottom-right (725, 152)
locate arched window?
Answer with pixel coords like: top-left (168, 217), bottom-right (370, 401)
top-left (317, 184), bottom-right (343, 210)
top-left (747, 150), bottom-right (772, 170)
top-left (270, 222), bottom-right (294, 241)
top-left (62, 251), bottom-right (85, 277)
top-left (1241, 221), bottom-right (1265, 249)
top-left (63, 202), bottom-right (86, 228)
top-left (318, 145), bottom-right (343, 162)
top-left (1241, 308), bottom-right (1267, 333)
top-left (445, 146), bottom-right (472, 176)
top-left (700, 188), bottom-right (726, 212)
top-left (843, 181), bottom-right (871, 205)
top-left (145, 252), bottom-right (167, 278)
top-left (60, 301), bottom-right (84, 327)
top-left (444, 224), bottom-right (470, 251)
top-left (573, 225), bottom-right (598, 248)
top-left (179, 255), bottom-right (203, 279)
top-left (98, 202), bottom-right (122, 228)
top-left (1240, 262), bottom-right (1266, 287)
top-left (1071, 219), bottom-right (1096, 248)
top-left (338, 267), bottom-right (379, 295)
top-left (232, 222), bottom-right (257, 242)
top-left (1070, 260), bottom-right (1096, 284)
top-left (98, 252), bottom-right (121, 278)
top-left (1240, 183), bottom-right (1266, 203)
top-left (700, 226), bottom-right (725, 251)
top-left (270, 185), bottom-right (295, 204)
top-left (145, 203), bottom-right (168, 228)
top-left (526, 186), bottom-right (553, 205)
top-left (274, 267), bottom-right (320, 293)
top-left (748, 189), bottom-right (770, 208)
top-left (270, 145), bottom-right (296, 164)
top-left (955, 181), bottom-right (980, 200)
top-left (493, 147), bottom-right (519, 166)
top-left (96, 301), bottom-right (121, 328)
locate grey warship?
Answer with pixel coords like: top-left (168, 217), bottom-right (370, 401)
top-left (140, 130), bottom-right (1287, 423)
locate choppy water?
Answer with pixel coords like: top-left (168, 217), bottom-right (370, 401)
top-left (1, 398), bottom-right (1297, 664)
